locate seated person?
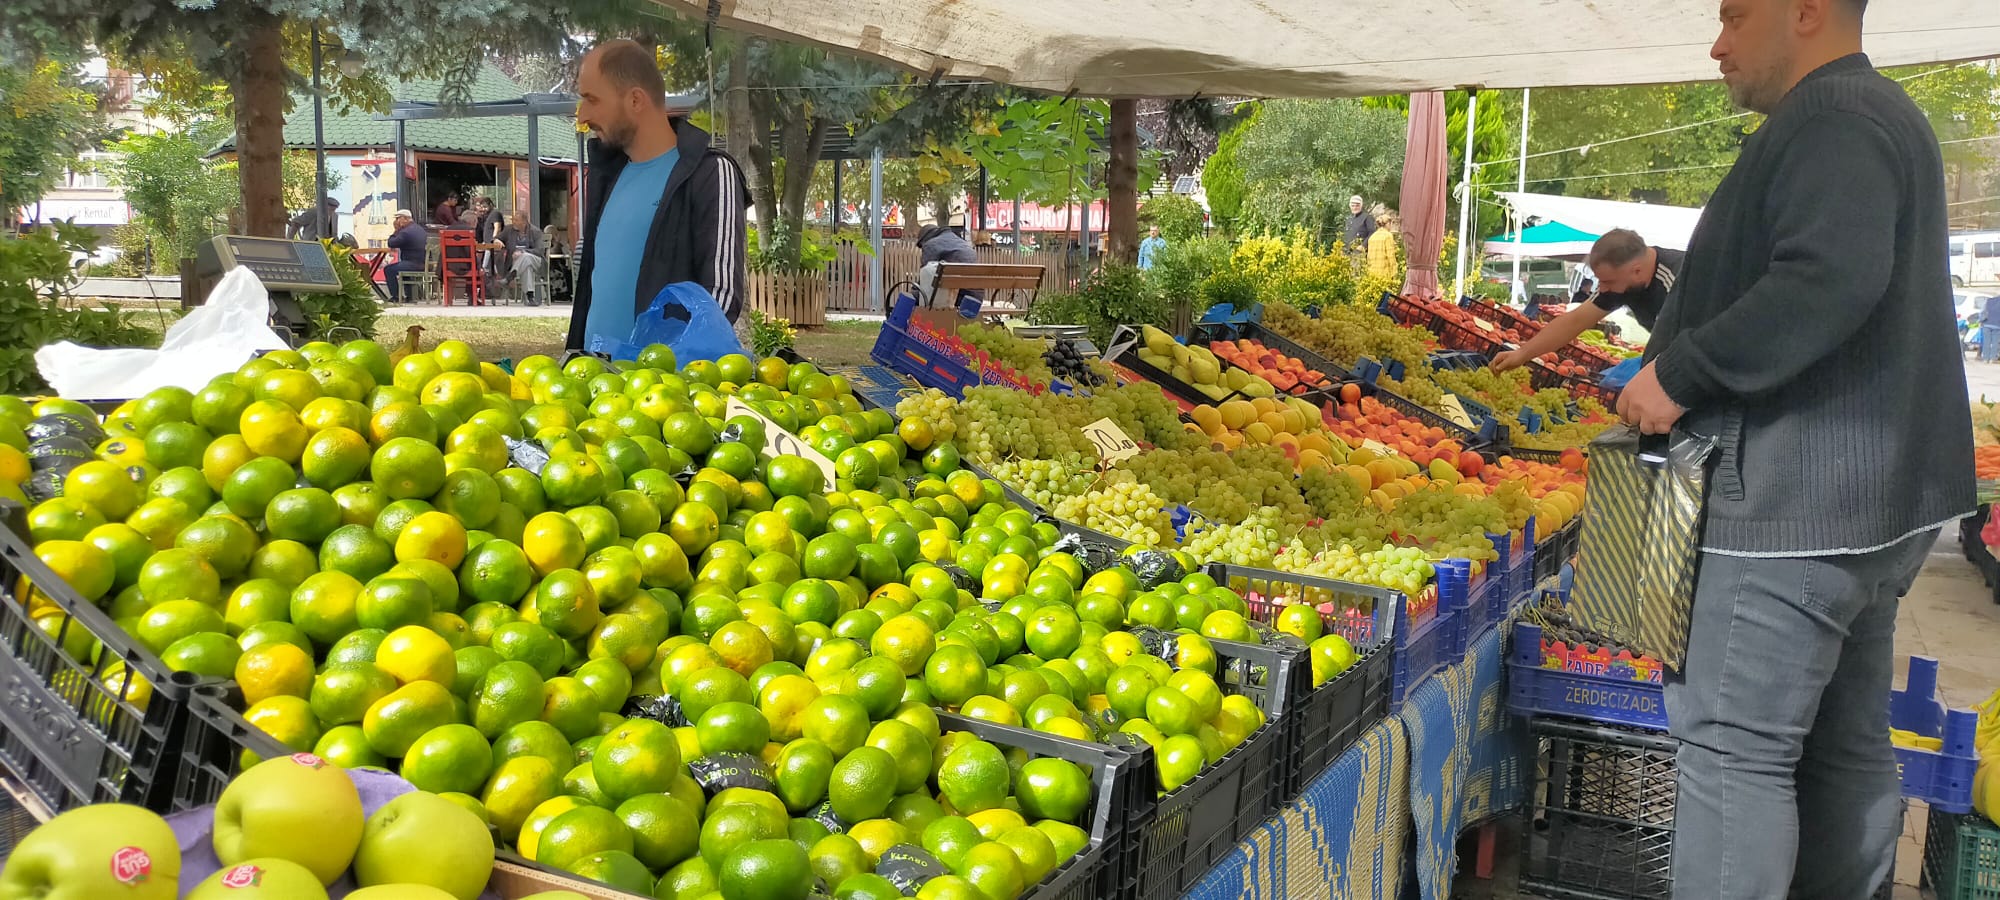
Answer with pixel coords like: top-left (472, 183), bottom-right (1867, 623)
top-left (498, 213), bottom-right (547, 306)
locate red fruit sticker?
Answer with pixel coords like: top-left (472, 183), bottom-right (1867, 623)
top-left (289, 752), bottom-right (327, 769)
top-left (220, 864), bottom-right (263, 888)
top-left (110, 847), bottom-right (152, 885)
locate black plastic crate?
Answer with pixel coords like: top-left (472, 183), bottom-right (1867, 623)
top-left (1527, 360), bottom-right (1621, 406)
top-left (1522, 717), bottom-right (1678, 900)
top-left (172, 689), bottom-right (294, 812)
top-left (1186, 321), bottom-right (1350, 394)
top-left (1462, 295), bottom-right (1543, 337)
top-left (1039, 514), bottom-right (1136, 552)
top-left (1309, 378), bottom-right (1495, 455)
top-left (933, 712), bottom-right (1150, 900)
top-left (1101, 325), bottom-right (1242, 409)
top-left (1430, 314), bottom-right (1513, 357)
top-left (1204, 563), bottom-right (1395, 801)
top-left (1535, 518), bottom-right (1583, 587)
top-left (1132, 637), bottom-right (1305, 900)
top-left (0, 500), bottom-right (199, 822)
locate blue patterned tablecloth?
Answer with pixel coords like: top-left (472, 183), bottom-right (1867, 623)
top-left (1183, 624), bottom-right (1528, 900)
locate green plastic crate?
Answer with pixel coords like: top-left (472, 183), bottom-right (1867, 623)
top-left (1926, 807), bottom-right (2000, 900)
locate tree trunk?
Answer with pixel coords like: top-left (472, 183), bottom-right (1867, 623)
top-left (234, 14), bottom-right (289, 236)
top-left (1107, 98), bottom-right (1140, 266)
top-left (723, 39), bottom-right (774, 250)
top-left (777, 117), bottom-right (825, 253)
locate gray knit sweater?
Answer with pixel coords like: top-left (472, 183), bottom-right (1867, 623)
top-left (1648, 54), bottom-right (1975, 555)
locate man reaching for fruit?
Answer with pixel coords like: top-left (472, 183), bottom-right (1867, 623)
top-left (1619, 1), bottom-right (1975, 897)
top-left (1489, 229), bottom-right (1679, 372)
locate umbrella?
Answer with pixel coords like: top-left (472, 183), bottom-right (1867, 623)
top-left (1399, 92), bottom-right (1449, 299)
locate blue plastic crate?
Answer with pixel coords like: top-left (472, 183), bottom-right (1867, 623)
top-left (870, 294), bottom-right (1081, 399)
top-left (1507, 621), bottom-right (1669, 730)
top-left (1441, 560), bottom-right (1499, 656)
top-left (1890, 656), bottom-right (1982, 814)
top-left (1391, 591), bottom-right (1456, 711)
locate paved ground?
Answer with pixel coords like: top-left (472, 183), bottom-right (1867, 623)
top-left (1465, 355), bottom-right (2000, 899)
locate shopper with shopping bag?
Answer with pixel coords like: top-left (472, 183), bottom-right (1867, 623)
top-left (1607, 1), bottom-right (1976, 896)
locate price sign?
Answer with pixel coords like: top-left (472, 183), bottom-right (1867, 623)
top-left (1471, 318), bottom-right (1500, 333)
top-left (1360, 438), bottom-right (1398, 457)
top-left (1081, 418), bottom-right (1142, 464)
top-left (1437, 395), bottom-right (1476, 429)
top-left (725, 398), bottom-right (836, 491)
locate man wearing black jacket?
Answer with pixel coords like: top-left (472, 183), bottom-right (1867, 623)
top-left (568, 39), bottom-right (750, 351)
top-left (1617, 1), bottom-right (1974, 896)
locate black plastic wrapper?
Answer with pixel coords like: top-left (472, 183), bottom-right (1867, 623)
top-left (620, 694), bottom-right (690, 728)
top-left (809, 799), bottom-right (846, 834)
top-left (1083, 706), bottom-right (1123, 742)
top-left (23, 469), bottom-right (65, 504)
top-left (26, 414), bottom-right (104, 448)
top-left (1128, 549), bottom-right (1184, 589)
top-left (714, 423), bottom-right (745, 444)
top-left (689, 752), bottom-right (776, 797)
top-left (938, 563), bottom-right (977, 594)
top-left (876, 844), bottom-right (949, 896)
top-left (1126, 625), bottom-right (1178, 665)
top-left (28, 436), bottom-right (94, 473)
top-left (1249, 620), bottom-right (1306, 652)
top-left (503, 436), bottom-right (551, 476)
top-left (1051, 532), bottom-right (1122, 575)
top-left (977, 599), bottom-right (1003, 614)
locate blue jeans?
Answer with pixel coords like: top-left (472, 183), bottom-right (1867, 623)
top-left (1664, 531), bottom-right (1936, 899)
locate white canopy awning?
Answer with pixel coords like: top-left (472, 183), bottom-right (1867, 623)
top-left (1497, 192), bottom-right (1707, 251)
top-left (655, 0), bottom-right (2000, 97)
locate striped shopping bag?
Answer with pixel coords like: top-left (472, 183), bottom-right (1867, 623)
top-left (1567, 425), bottom-right (1716, 671)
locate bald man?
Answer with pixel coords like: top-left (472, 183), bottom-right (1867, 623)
top-left (569, 38), bottom-right (750, 352)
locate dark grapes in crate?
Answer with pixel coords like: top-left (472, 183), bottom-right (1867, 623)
top-left (1043, 338), bottom-right (1107, 388)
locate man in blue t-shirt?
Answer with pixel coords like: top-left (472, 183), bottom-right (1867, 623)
top-left (569, 39), bottom-right (751, 352)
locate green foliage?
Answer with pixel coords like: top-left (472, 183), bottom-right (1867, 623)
top-left (0, 224), bottom-right (155, 393)
top-left (1140, 195), bottom-right (1206, 242)
top-left (1145, 235), bottom-right (1234, 312)
top-left (746, 310), bottom-right (797, 357)
top-left (299, 241), bottom-right (381, 341)
top-left (109, 131), bottom-right (238, 266)
top-left (749, 225), bottom-right (868, 276)
top-left (1202, 105), bottom-right (1257, 235)
top-left (1234, 100), bottom-right (1407, 241)
top-left (968, 96), bottom-right (1160, 207)
top-left (1027, 264), bottom-right (1166, 346)
top-left (1197, 270), bottom-right (1259, 314)
top-left (0, 57), bottom-right (102, 214)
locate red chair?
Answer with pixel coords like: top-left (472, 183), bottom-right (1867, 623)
top-left (438, 229), bottom-right (484, 306)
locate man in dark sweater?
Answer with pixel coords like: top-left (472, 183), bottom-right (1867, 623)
top-left (1618, 1), bottom-right (1975, 896)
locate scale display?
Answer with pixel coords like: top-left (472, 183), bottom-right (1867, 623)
top-left (199, 236), bottom-right (342, 294)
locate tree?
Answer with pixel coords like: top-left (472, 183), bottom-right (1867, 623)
top-left (1202, 105), bottom-right (1257, 235)
top-left (1, 0), bottom-right (664, 236)
top-left (1141, 194), bottom-right (1206, 241)
top-left (0, 56), bottom-right (102, 219)
top-left (1233, 99), bottom-right (1407, 243)
top-left (109, 132), bottom-right (239, 271)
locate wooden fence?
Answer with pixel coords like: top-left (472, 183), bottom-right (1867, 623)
top-left (820, 239), bottom-right (1081, 312)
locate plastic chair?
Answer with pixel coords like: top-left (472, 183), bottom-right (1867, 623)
top-left (438, 230), bottom-right (485, 306)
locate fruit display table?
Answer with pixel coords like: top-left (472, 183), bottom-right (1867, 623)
top-left (1182, 624), bottom-right (1525, 900)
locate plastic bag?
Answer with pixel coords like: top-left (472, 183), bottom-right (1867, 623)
top-left (590, 282), bottom-right (746, 363)
top-left (36, 267), bottom-right (290, 399)
top-left (1568, 424), bottom-right (1717, 671)
top-left (1599, 356), bottom-right (1644, 389)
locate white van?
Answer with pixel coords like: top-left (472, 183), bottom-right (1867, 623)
top-left (1951, 232), bottom-right (2000, 286)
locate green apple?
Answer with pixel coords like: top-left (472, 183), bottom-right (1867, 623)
top-left (211, 753), bottom-right (365, 885)
top-left (353, 791), bottom-right (495, 900)
top-left (186, 858), bottom-right (328, 899)
top-left (344, 887), bottom-right (459, 900)
top-left (0, 803), bottom-right (179, 899)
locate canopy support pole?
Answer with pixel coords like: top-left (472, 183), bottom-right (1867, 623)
top-left (528, 114), bottom-right (541, 233)
top-left (832, 162), bottom-right (843, 231)
top-left (1452, 92), bottom-right (1479, 302)
top-left (1011, 198), bottom-right (1021, 254)
top-left (869, 148), bottom-right (884, 311)
top-left (1511, 88), bottom-right (1530, 302)
top-left (977, 166), bottom-right (988, 231)
top-left (393, 120), bottom-right (408, 216)
top-left (311, 29), bottom-right (328, 228)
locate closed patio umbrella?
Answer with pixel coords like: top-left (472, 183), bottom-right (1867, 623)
top-left (1399, 91), bottom-right (1449, 299)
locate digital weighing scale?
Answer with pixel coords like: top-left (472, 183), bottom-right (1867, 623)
top-left (194, 235), bottom-right (346, 344)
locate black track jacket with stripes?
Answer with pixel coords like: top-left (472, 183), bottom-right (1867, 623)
top-left (568, 118), bottom-right (751, 347)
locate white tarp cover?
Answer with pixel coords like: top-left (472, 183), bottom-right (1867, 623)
top-left (1497, 192), bottom-right (1707, 251)
top-left (661, 0), bottom-right (2000, 97)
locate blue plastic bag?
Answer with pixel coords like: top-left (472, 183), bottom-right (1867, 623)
top-left (588, 281), bottom-right (745, 362)
top-left (1599, 355), bottom-right (1643, 389)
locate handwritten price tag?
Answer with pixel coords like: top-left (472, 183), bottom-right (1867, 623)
top-left (1360, 438), bottom-right (1398, 457)
top-left (726, 398), bottom-right (836, 491)
top-left (1437, 395), bottom-right (1476, 429)
top-left (1471, 318), bottom-right (1500, 333)
top-left (1081, 418), bottom-right (1142, 464)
